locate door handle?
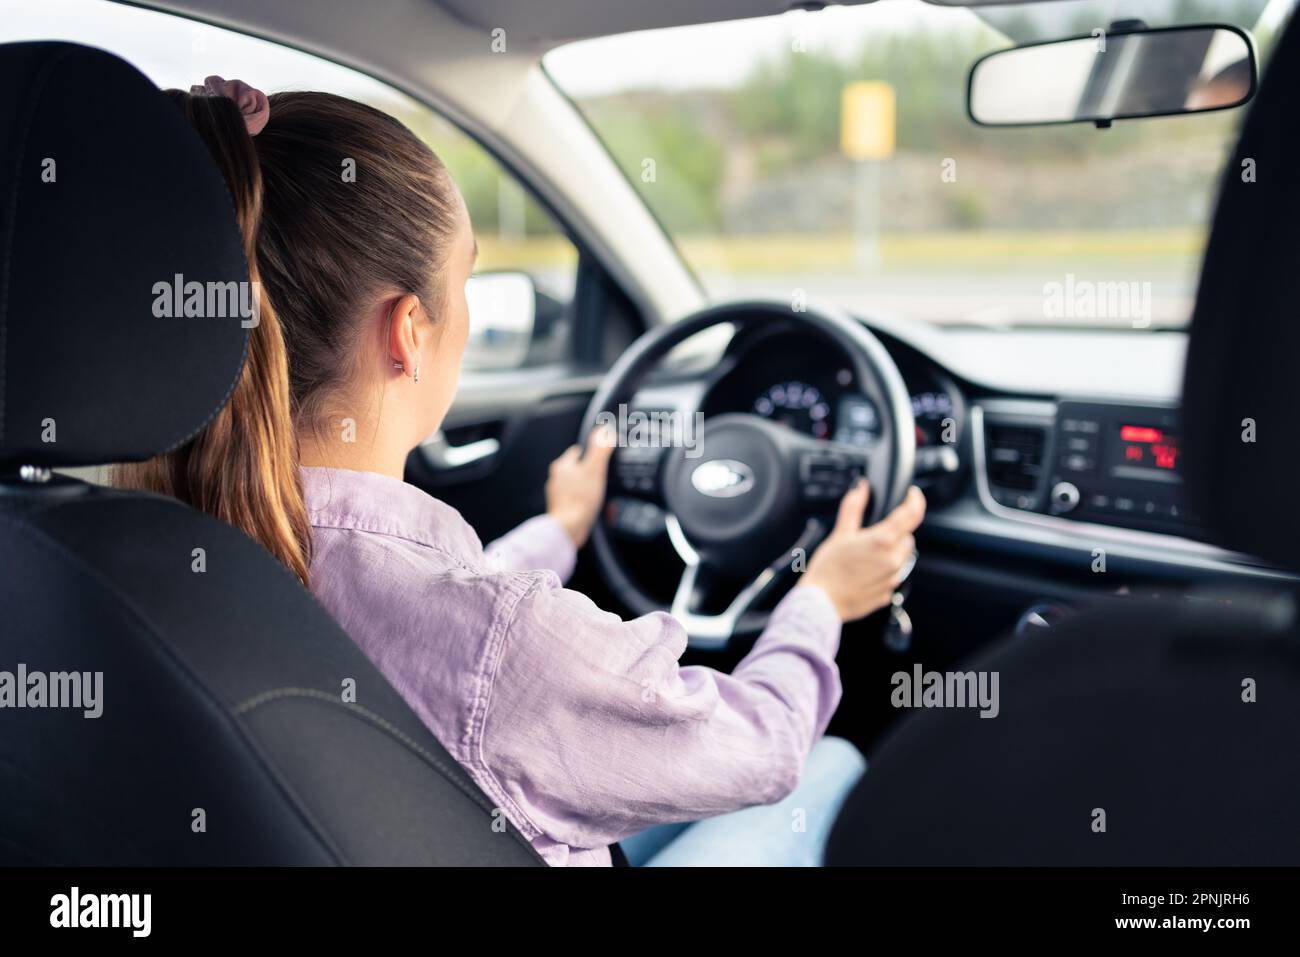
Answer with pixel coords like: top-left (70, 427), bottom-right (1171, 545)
top-left (420, 429), bottom-right (501, 470)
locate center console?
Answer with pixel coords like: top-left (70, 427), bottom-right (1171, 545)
top-left (1047, 400), bottom-right (1201, 536)
top-left (981, 398), bottom-right (1204, 540)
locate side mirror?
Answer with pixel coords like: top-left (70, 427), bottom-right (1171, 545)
top-left (968, 23), bottom-right (1256, 128)
top-left (463, 271), bottom-right (537, 371)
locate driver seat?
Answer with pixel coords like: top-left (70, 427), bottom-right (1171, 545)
top-left (0, 41), bottom-right (542, 865)
top-left (826, 9), bottom-right (1300, 866)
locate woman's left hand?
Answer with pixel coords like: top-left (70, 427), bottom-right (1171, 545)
top-left (546, 426), bottom-right (617, 548)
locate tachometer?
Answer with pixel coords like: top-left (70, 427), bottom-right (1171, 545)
top-left (753, 380), bottom-right (831, 439)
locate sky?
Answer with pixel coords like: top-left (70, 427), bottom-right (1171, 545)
top-left (545, 1), bottom-right (980, 96)
top-left (546, 0), bottom-right (1282, 96)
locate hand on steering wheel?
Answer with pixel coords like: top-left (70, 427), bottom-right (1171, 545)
top-left (545, 426), bottom-right (618, 547)
top-left (580, 300), bottom-right (917, 648)
top-left (801, 479), bottom-right (926, 622)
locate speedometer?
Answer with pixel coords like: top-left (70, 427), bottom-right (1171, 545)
top-left (753, 380), bottom-right (831, 439)
top-left (911, 390), bottom-right (955, 446)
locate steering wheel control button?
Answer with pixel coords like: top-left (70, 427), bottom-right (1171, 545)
top-left (606, 498), bottom-right (666, 540)
top-left (1049, 481), bottom-right (1080, 514)
top-left (799, 450), bottom-right (867, 502)
top-left (613, 447), bottom-right (662, 496)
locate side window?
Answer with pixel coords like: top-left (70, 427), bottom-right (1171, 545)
top-left (412, 115), bottom-right (579, 371)
top-left (3, 0), bottom-right (579, 371)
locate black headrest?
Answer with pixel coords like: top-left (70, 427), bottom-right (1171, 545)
top-left (0, 42), bottom-right (248, 470)
top-left (1182, 14), bottom-right (1300, 571)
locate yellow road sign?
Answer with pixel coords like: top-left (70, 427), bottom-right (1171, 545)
top-left (841, 81), bottom-right (896, 162)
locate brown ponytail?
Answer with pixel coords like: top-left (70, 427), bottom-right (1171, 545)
top-left (249, 92), bottom-right (459, 435)
top-left (119, 88), bottom-right (459, 586)
top-left (116, 91), bottom-right (312, 585)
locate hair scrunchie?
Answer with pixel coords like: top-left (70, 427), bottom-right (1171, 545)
top-left (189, 75), bottom-right (270, 135)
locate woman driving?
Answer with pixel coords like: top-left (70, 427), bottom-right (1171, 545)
top-left (121, 77), bottom-right (925, 866)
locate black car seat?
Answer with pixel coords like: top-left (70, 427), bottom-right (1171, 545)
top-left (826, 11), bottom-right (1300, 866)
top-left (0, 41), bottom-right (542, 866)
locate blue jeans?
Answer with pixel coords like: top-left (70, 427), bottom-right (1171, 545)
top-left (618, 736), bottom-right (866, 867)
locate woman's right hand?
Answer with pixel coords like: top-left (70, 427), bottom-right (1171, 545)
top-left (545, 426), bottom-right (617, 548)
top-left (799, 480), bottom-right (927, 623)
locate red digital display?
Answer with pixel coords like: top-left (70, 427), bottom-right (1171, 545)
top-left (1120, 425), bottom-right (1163, 443)
top-left (1119, 424), bottom-right (1179, 471)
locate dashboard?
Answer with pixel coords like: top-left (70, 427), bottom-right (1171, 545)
top-left (744, 378), bottom-right (958, 449)
top-left (698, 325), bottom-right (966, 487)
top-left (606, 313), bottom-right (1290, 588)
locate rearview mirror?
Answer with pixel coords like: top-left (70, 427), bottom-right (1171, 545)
top-left (968, 23), bottom-right (1256, 128)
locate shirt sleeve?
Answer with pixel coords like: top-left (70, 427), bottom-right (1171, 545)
top-left (478, 579), bottom-right (843, 851)
top-left (485, 514), bottom-right (577, 582)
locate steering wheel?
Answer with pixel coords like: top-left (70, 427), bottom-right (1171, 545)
top-left (580, 300), bottom-right (916, 648)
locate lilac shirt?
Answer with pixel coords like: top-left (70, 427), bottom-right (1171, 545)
top-left (301, 466), bottom-right (843, 866)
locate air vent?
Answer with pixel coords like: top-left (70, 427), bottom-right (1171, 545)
top-left (985, 421), bottom-right (1048, 510)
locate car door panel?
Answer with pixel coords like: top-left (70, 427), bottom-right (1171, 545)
top-left (406, 373), bottom-right (601, 545)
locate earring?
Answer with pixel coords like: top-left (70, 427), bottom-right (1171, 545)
top-left (392, 360), bottom-right (404, 373)
top-left (414, 364), bottom-right (421, 384)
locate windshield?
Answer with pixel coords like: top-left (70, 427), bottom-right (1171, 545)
top-left (546, 0), bottom-right (1293, 329)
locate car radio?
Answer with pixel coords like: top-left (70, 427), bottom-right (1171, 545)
top-left (1047, 400), bottom-right (1202, 537)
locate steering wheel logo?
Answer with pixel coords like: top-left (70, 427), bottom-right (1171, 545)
top-left (691, 460), bottom-right (755, 498)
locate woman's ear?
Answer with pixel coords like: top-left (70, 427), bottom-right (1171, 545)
top-left (386, 293), bottom-right (423, 381)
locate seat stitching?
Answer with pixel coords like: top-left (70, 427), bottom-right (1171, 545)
top-left (233, 686), bottom-right (543, 860)
top-left (233, 688), bottom-right (487, 798)
top-left (1, 501), bottom-right (545, 864)
top-left (0, 510), bottom-right (347, 864)
top-left (30, 489), bottom-right (327, 614)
